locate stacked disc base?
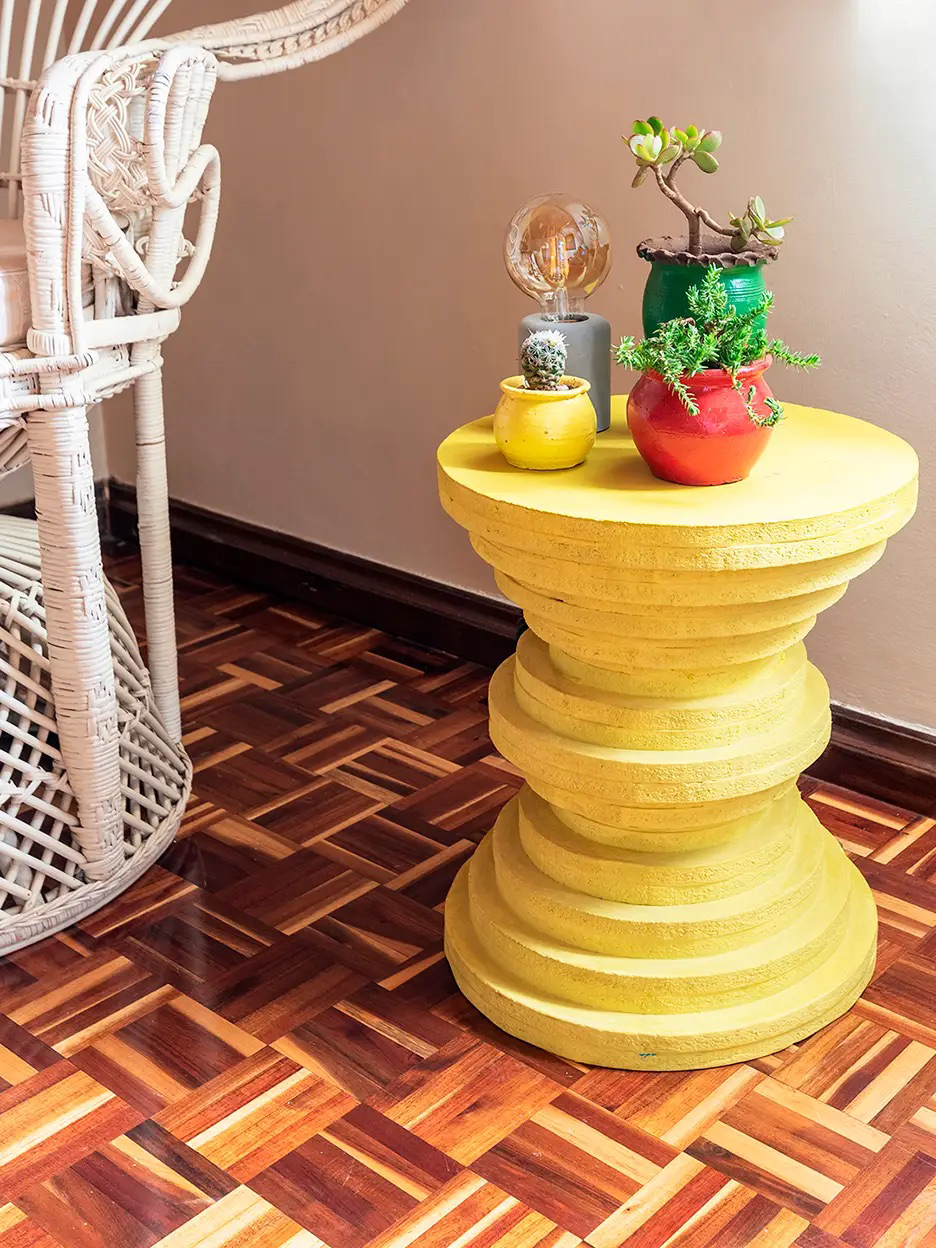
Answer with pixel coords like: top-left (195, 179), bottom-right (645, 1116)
top-left (445, 792), bottom-right (875, 1069)
top-left (445, 631), bottom-right (877, 1070)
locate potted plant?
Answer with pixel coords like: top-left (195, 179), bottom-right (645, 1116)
top-left (626, 116), bottom-right (792, 335)
top-left (494, 330), bottom-right (596, 470)
top-left (615, 267), bottom-right (819, 486)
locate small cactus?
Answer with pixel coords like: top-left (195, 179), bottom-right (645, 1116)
top-left (521, 330), bottom-right (567, 391)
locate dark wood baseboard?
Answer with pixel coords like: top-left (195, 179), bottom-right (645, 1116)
top-left (0, 498), bottom-right (38, 519)
top-left (106, 481), bottom-right (936, 811)
top-left (808, 707), bottom-right (936, 812)
top-left (106, 482), bottom-right (520, 668)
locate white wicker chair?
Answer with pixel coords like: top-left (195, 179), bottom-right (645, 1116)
top-left (0, 0), bottom-right (407, 952)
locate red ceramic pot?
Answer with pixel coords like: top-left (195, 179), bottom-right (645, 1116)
top-left (627, 358), bottom-right (775, 486)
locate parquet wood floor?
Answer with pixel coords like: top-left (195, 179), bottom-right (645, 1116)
top-left (0, 552), bottom-right (933, 1247)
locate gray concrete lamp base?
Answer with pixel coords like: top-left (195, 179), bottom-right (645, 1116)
top-left (519, 312), bottom-right (612, 433)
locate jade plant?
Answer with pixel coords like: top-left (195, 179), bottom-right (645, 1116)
top-left (614, 268), bottom-right (820, 426)
top-left (520, 330), bottom-right (568, 390)
top-left (626, 117), bottom-right (792, 255)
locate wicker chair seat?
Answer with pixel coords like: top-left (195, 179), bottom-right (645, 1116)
top-left (0, 516), bottom-right (190, 953)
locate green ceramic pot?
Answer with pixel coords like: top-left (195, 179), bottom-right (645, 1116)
top-left (638, 237), bottom-right (777, 337)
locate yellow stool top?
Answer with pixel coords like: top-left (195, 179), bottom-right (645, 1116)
top-left (438, 398), bottom-right (918, 560)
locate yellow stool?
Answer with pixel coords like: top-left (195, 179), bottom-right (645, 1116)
top-left (438, 398), bottom-right (918, 1070)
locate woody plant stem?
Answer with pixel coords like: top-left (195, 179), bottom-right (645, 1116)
top-left (653, 155), bottom-right (734, 255)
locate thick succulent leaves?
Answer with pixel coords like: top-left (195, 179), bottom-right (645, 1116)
top-left (627, 121), bottom-right (719, 169)
top-left (629, 132), bottom-right (664, 164)
top-left (693, 150), bottom-right (719, 173)
top-left (729, 198), bottom-right (793, 248)
top-left (673, 125), bottom-right (701, 152)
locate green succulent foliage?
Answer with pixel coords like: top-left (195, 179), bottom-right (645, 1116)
top-left (520, 330), bottom-right (568, 391)
top-left (625, 119), bottom-right (792, 252)
top-left (628, 119), bottom-right (677, 185)
top-left (626, 118), bottom-right (722, 185)
top-left (613, 268), bottom-right (820, 427)
top-left (729, 195), bottom-right (793, 251)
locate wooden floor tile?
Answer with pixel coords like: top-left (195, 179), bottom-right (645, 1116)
top-left (365, 1172), bottom-right (582, 1247)
top-left (249, 1106), bottom-right (460, 1248)
top-left (100, 994), bottom-right (264, 1102)
top-left (156, 1050), bottom-right (354, 1181)
top-left (16, 1123), bottom-right (235, 1248)
top-left (0, 1017), bottom-right (62, 1092)
top-left (314, 811), bottom-right (457, 882)
top-left (859, 953), bottom-right (936, 1047)
top-left (773, 1014), bottom-right (936, 1133)
top-left (391, 761), bottom-right (520, 841)
top-left (191, 935), bottom-right (365, 1042)
top-left (473, 1091), bottom-right (676, 1237)
top-left (311, 884), bottom-right (443, 970)
top-left (0, 550), bottom-right (928, 1246)
top-left (0, 1204), bottom-right (61, 1248)
top-left (0, 1064), bottom-right (143, 1201)
top-left (434, 991), bottom-right (586, 1088)
top-left (813, 1137), bottom-right (936, 1245)
top-left (589, 1155), bottom-right (808, 1248)
top-left (200, 689), bottom-right (321, 750)
top-left (77, 868), bottom-right (197, 942)
top-left (251, 777), bottom-right (384, 845)
top-left (4, 951), bottom-right (173, 1058)
top-left (152, 1185), bottom-right (326, 1246)
top-left (572, 1062), bottom-right (763, 1150)
top-left (375, 1035), bottom-right (560, 1164)
top-left (687, 1077), bottom-right (889, 1219)
top-left (193, 748), bottom-right (320, 818)
top-left (273, 981), bottom-right (459, 1101)
top-left (855, 859), bottom-right (936, 946)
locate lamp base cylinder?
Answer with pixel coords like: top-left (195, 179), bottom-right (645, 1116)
top-left (520, 312), bottom-right (611, 433)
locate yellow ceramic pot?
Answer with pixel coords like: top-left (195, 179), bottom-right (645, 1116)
top-left (494, 376), bottom-right (596, 470)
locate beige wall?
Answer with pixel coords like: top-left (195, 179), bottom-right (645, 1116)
top-left (108, 0), bottom-right (935, 727)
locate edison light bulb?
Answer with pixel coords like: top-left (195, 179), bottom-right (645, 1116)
top-left (504, 194), bottom-right (611, 320)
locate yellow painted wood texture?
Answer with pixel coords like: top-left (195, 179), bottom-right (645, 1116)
top-left (438, 399), bottom-right (919, 1069)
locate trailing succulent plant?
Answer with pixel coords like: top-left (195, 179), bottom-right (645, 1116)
top-left (520, 330), bottom-right (568, 391)
top-left (614, 268), bottom-right (819, 427)
top-left (626, 117), bottom-right (792, 256)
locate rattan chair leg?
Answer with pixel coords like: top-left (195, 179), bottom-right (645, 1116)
top-left (133, 363), bottom-right (181, 741)
top-left (27, 403), bottom-right (123, 881)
